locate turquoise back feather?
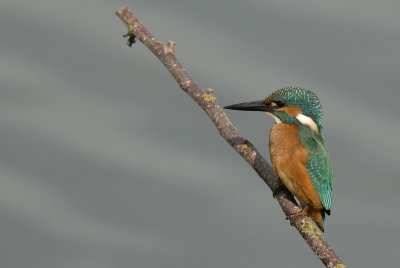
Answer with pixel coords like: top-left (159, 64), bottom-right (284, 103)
top-left (299, 126), bottom-right (333, 213)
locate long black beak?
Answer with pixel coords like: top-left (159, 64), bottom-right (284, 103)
top-left (224, 100), bottom-right (271, 112)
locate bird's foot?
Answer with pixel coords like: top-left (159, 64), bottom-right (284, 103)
top-left (272, 185), bottom-right (287, 198)
top-left (287, 206), bottom-right (309, 226)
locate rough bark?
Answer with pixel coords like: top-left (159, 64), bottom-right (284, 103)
top-left (115, 6), bottom-right (347, 268)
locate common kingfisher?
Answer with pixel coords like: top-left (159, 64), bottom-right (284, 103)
top-left (225, 87), bottom-right (333, 232)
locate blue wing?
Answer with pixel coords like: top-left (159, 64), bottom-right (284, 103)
top-left (300, 128), bottom-right (333, 213)
top-left (306, 135), bottom-right (333, 212)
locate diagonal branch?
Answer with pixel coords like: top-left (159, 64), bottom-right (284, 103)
top-left (115, 6), bottom-right (347, 268)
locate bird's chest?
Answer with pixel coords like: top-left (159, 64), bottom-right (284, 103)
top-left (269, 124), bottom-right (315, 207)
top-left (269, 124), bottom-right (306, 162)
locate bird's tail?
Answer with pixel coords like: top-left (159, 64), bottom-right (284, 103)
top-left (310, 209), bottom-right (325, 232)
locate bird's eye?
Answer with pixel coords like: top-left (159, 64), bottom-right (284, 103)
top-left (270, 102), bottom-right (278, 107)
top-left (269, 101), bottom-right (285, 108)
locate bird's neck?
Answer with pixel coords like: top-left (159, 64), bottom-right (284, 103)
top-left (266, 111), bottom-right (321, 137)
top-left (266, 111), bottom-right (300, 126)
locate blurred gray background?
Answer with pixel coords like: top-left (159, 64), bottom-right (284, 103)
top-left (1, 0), bottom-right (399, 267)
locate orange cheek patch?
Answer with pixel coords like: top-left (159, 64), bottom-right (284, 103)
top-left (281, 106), bottom-right (302, 117)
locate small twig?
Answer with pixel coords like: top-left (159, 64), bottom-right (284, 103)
top-left (122, 33), bottom-right (136, 46)
top-left (115, 6), bottom-right (347, 268)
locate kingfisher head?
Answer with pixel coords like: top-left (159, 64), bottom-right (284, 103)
top-left (224, 87), bottom-right (323, 134)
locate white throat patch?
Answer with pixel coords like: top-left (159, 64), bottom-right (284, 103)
top-left (296, 113), bottom-right (319, 134)
top-left (265, 112), bottom-right (282, 124)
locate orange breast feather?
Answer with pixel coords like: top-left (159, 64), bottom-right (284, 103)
top-left (269, 124), bottom-right (322, 211)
